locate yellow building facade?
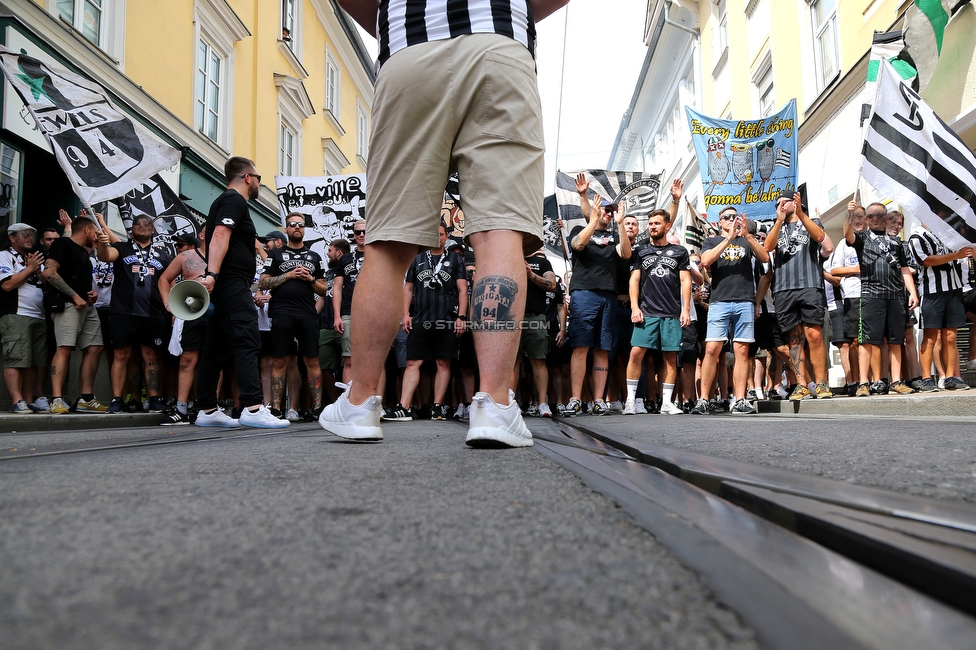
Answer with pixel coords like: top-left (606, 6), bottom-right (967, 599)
top-left (0, 0), bottom-right (374, 234)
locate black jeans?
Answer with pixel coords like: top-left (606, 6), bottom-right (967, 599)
top-left (195, 278), bottom-right (263, 409)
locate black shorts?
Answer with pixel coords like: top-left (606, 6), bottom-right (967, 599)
top-left (773, 288), bottom-right (826, 333)
top-left (919, 290), bottom-right (967, 330)
top-left (754, 311), bottom-right (784, 350)
top-left (859, 296), bottom-right (906, 345)
top-left (456, 329), bottom-right (477, 369)
top-left (406, 321), bottom-right (459, 361)
top-left (964, 289), bottom-right (976, 314)
top-left (260, 330), bottom-right (275, 357)
top-left (828, 308), bottom-right (849, 344)
top-left (545, 329), bottom-right (571, 367)
top-left (181, 316), bottom-right (208, 352)
top-left (271, 314), bottom-right (319, 358)
top-left (97, 308), bottom-right (114, 354)
top-left (111, 313), bottom-right (170, 350)
top-left (679, 321), bottom-right (699, 363)
top-left (843, 298), bottom-right (862, 341)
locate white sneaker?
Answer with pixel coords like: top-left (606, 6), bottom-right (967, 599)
top-left (319, 383), bottom-right (383, 441)
top-left (527, 403), bottom-right (539, 417)
top-left (938, 376), bottom-right (946, 389)
top-left (195, 407), bottom-right (241, 428)
top-left (776, 384), bottom-right (789, 399)
top-left (538, 402), bottom-right (552, 418)
top-left (622, 399), bottom-right (636, 415)
top-left (634, 398), bottom-right (648, 414)
top-left (967, 359), bottom-right (976, 372)
top-left (239, 404), bottom-right (290, 429)
top-left (609, 400), bottom-right (623, 413)
top-left (466, 390), bottom-right (533, 448)
top-left (285, 408), bottom-right (300, 422)
top-left (453, 403), bottom-right (467, 421)
top-left (660, 401), bottom-right (683, 415)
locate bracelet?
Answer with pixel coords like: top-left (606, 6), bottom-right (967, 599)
top-left (205, 271), bottom-right (219, 280)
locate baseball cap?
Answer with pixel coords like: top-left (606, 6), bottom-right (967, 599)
top-left (7, 222), bottom-right (36, 235)
top-left (260, 230), bottom-right (287, 243)
top-left (174, 231), bottom-right (200, 248)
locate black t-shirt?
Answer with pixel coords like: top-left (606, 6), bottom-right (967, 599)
top-left (546, 276), bottom-right (566, 326)
top-left (205, 189), bottom-right (258, 284)
top-left (108, 240), bottom-right (172, 318)
top-left (702, 235), bottom-right (757, 303)
top-left (631, 242), bottom-right (690, 318)
top-left (319, 267), bottom-right (337, 329)
top-left (525, 254), bottom-right (554, 317)
top-left (262, 245), bottom-right (325, 319)
top-left (46, 236), bottom-right (93, 298)
top-left (405, 250), bottom-right (466, 322)
top-left (336, 250), bottom-right (364, 316)
top-left (569, 225), bottom-right (619, 293)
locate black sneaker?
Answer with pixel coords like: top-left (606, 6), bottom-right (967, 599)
top-left (107, 396), bottom-right (124, 414)
top-left (148, 396), bottom-right (167, 412)
top-left (690, 398), bottom-right (709, 415)
top-left (124, 398), bottom-right (143, 413)
top-left (382, 403), bottom-right (413, 422)
top-left (268, 407), bottom-right (283, 419)
top-left (231, 406), bottom-right (243, 419)
top-left (943, 376), bottom-right (970, 391)
top-left (431, 404), bottom-right (448, 420)
top-left (159, 407), bottom-right (189, 426)
top-left (917, 377), bottom-right (939, 392)
top-left (870, 380), bottom-right (889, 395)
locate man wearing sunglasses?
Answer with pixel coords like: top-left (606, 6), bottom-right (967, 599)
top-left (194, 156), bottom-right (288, 429)
top-left (259, 213), bottom-right (328, 419)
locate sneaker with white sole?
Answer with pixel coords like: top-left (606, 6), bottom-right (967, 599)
top-left (9, 400), bottom-right (31, 415)
top-left (564, 398), bottom-right (581, 417)
top-left (608, 400), bottom-right (623, 413)
top-left (465, 391), bottom-right (533, 448)
top-left (195, 407), bottom-right (241, 428)
top-left (285, 408), bottom-right (300, 422)
top-left (538, 402), bottom-right (552, 418)
top-left (660, 401), bottom-right (684, 415)
top-left (28, 397), bottom-right (50, 413)
top-left (634, 398), bottom-right (648, 414)
top-left (319, 383), bottom-right (383, 441)
top-left (622, 399), bottom-right (636, 415)
top-left (453, 403), bottom-right (467, 421)
top-left (591, 400), bottom-right (610, 415)
top-left (730, 398), bottom-right (758, 414)
top-left (76, 397), bottom-right (108, 413)
top-left (239, 404), bottom-right (291, 429)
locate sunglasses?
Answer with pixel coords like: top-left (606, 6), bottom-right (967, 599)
top-left (240, 173), bottom-right (262, 183)
top-left (287, 222), bottom-right (305, 228)
top-left (720, 213), bottom-right (736, 221)
top-left (354, 229), bottom-right (366, 235)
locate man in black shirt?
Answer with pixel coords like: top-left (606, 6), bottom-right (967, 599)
top-left (42, 215), bottom-right (106, 414)
top-left (195, 156), bottom-right (288, 429)
top-left (332, 220), bottom-right (365, 375)
top-left (96, 214), bottom-right (173, 413)
top-left (845, 202), bottom-right (918, 396)
top-left (565, 177), bottom-right (633, 416)
top-left (523, 249), bottom-right (557, 417)
top-left (318, 238), bottom-right (349, 405)
top-left (259, 214), bottom-right (328, 416)
top-left (388, 224), bottom-right (468, 420)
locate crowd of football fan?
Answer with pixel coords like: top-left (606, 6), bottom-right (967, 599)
top-left (2, 177), bottom-right (974, 423)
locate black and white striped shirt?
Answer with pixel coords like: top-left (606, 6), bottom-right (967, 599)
top-left (908, 228), bottom-right (963, 296)
top-left (377, 0), bottom-right (536, 66)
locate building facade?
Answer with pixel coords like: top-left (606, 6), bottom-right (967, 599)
top-left (0, 0), bottom-right (374, 235)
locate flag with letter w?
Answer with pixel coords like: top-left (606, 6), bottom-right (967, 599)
top-left (0, 44), bottom-right (180, 206)
top-left (859, 58), bottom-right (976, 250)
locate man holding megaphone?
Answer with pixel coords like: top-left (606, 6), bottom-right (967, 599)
top-left (157, 229), bottom-right (209, 425)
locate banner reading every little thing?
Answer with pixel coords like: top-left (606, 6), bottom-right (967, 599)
top-left (686, 99), bottom-right (798, 223)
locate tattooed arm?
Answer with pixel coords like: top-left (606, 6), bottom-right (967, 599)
top-left (258, 270), bottom-right (296, 291)
top-left (42, 258), bottom-right (86, 309)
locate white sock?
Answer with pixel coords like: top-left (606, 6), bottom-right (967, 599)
top-left (176, 401), bottom-right (187, 415)
top-left (626, 379), bottom-right (638, 403)
top-left (662, 383), bottom-right (674, 404)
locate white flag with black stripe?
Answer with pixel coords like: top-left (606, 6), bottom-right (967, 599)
top-left (859, 58), bottom-right (976, 250)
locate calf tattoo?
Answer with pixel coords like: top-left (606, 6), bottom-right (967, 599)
top-left (471, 276), bottom-right (519, 331)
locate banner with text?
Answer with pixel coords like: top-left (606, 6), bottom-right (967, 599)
top-left (275, 174), bottom-right (366, 261)
top-left (686, 99), bottom-right (798, 223)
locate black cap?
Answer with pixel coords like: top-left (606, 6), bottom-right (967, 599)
top-left (174, 231), bottom-right (200, 248)
top-left (260, 230), bottom-right (287, 243)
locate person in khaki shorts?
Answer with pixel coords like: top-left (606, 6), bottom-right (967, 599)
top-left (321, 0), bottom-right (569, 447)
top-left (42, 215), bottom-right (107, 414)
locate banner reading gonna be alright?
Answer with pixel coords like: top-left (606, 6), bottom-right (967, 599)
top-left (686, 99), bottom-right (798, 223)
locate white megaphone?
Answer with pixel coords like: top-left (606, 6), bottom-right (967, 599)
top-left (169, 280), bottom-right (213, 321)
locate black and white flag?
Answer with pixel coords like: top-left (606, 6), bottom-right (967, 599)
top-left (109, 174), bottom-right (201, 255)
top-left (0, 44), bottom-right (180, 206)
top-left (859, 58), bottom-right (976, 250)
top-left (554, 169), bottom-right (661, 236)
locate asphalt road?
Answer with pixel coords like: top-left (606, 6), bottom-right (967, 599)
top-left (1, 421), bottom-right (759, 650)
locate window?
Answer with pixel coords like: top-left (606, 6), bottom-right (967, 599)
top-left (357, 102), bottom-right (368, 163)
top-left (280, 122), bottom-right (296, 176)
top-left (811, 0), bottom-right (839, 90)
top-left (754, 54), bottom-right (775, 117)
top-left (196, 39), bottom-right (222, 143)
top-left (326, 50), bottom-right (341, 120)
top-left (58, 0), bottom-right (101, 46)
top-left (281, 0), bottom-right (295, 42)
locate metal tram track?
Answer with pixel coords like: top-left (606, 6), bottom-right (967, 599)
top-left (530, 418), bottom-right (976, 650)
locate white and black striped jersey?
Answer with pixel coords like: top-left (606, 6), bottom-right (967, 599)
top-left (405, 250), bottom-right (467, 323)
top-left (771, 218), bottom-right (824, 292)
top-left (377, 0), bottom-right (536, 66)
top-left (851, 230), bottom-right (908, 299)
top-left (908, 228), bottom-right (963, 296)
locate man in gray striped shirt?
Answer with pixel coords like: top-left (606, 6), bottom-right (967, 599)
top-left (764, 191), bottom-right (833, 401)
top-left (908, 225), bottom-right (973, 391)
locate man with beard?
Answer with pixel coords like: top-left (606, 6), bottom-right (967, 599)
top-left (96, 215), bottom-right (173, 413)
top-left (622, 209), bottom-right (691, 415)
top-left (194, 156), bottom-right (288, 429)
top-left (259, 214), bottom-right (328, 418)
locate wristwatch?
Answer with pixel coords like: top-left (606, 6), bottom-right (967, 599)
top-left (205, 271), bottom-right (219, 281)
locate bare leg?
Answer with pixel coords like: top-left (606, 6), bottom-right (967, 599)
top-left (111, 346), bottom-right (132, 397)
top-left (3, 368), bottom-right (23, 403)
top-left (177, 350), bottom-right (199, 403)
top-left (347, 241), bottom-right (418, 405)
top-left (804, 324), bottom-right (828, 384)
top-left (570, 346), bottom-right (589, 400)
top-left (142, 346), bottom-right (161, 397)
top-left (51, 347), bottom-right (72, 397)
top-left (271, 357), bottom-right (289, 410)
top-left (699, 341), bottom-right (722, 402)
top-left (399, 359), bottom-right (423, 408)
top-left (79, 345), bottom-right (103, 395)
top-left (304, 356), bottom-right (323, 409)
top-left (433, 358), bottom-right (452, 404)
top-left (731, 341), bottom-right (750, 400)
top-left (591, 349), bottom-right (610, 403)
